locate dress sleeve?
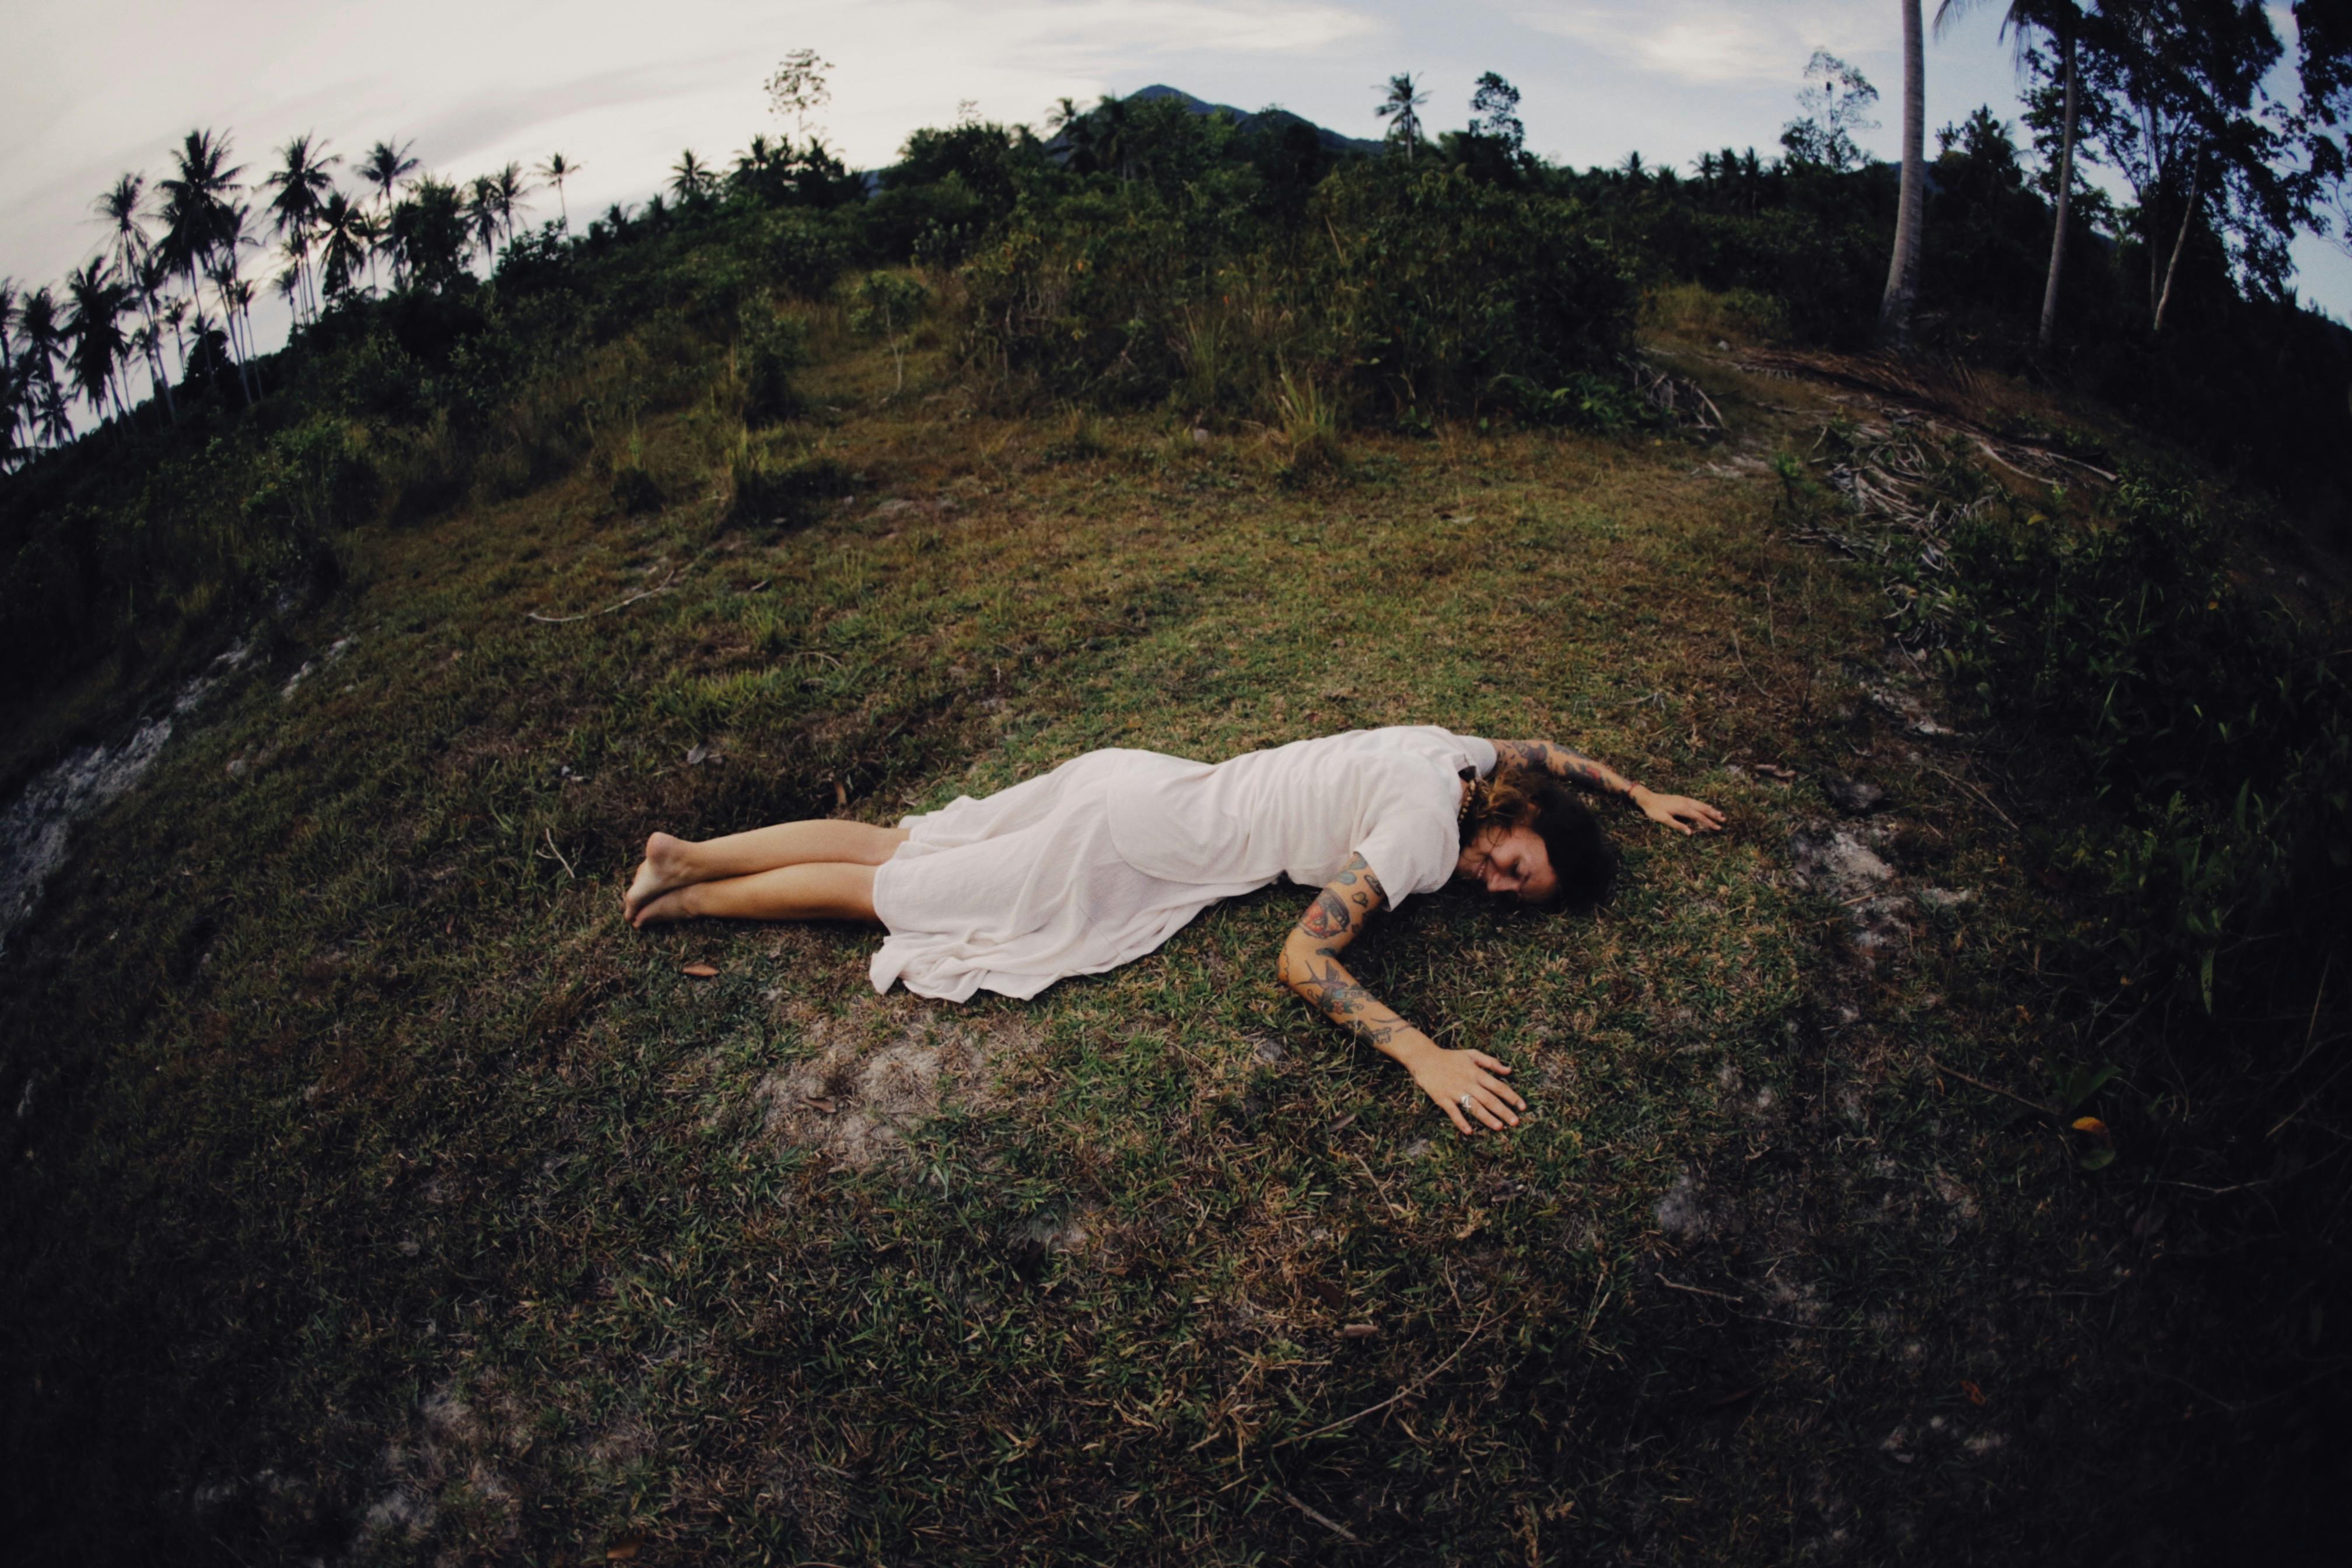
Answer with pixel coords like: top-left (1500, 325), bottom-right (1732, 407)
top-left (1353, 762), bottom-right (1462, 906)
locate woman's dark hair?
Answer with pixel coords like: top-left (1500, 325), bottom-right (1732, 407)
top-left (1461, 765), bottom-right (1619, 914)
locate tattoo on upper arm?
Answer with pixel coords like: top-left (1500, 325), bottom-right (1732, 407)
top-left (1301, 889), bottom-right (1353, 940)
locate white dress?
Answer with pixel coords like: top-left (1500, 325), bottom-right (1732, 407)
top-left (869, 727), bottom-right (1498, 1002)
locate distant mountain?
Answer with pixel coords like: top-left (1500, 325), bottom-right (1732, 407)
top-left (1062, 85), bottom-right (1389, 161)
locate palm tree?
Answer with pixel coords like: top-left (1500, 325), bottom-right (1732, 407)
top-left (492, 161), bottom-right (528, 243)
top-left (358, 139), bottom-right (419, 210)
top-left (215, 200), bottom-right (266, 396)
top-left (315, 190), bottom-right (369, 299)
top-left (61, 259), bottom-right (132, 426)
top-left (262, 132), bottom-right (340, 319)
top-left (463, 174), bottom-right (502, 264)
top-left (16, 286), bottom-right (71, 447)
top-left (94, 172), bottom-right (176, 422)
top-left (272, 236), bottom-right (309, 320)
top-left (157, 128), bottom-right (253, 404)
top-left (1936, 1), bottom-right (2084, 351)
top-left (1, 278), bottom-right (22, 460)
top-left (159, 292), bottom-right (190, 384)
top-left (1878, 1), bottom-right (1929, 351)
top-left (536, 152), bottom-right (578, 225)
top-left (670, 149), bottom-right (716, 204)
top-left (1376, 73), bottom-right (1429, 159)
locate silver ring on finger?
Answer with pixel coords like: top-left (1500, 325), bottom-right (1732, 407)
top-left (1457, 1093), bottom-right (1474, 1110)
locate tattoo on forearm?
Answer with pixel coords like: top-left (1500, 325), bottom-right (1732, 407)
top-left (1298, 954), bottom-right (1404, 1046)
top-left (1284, 858), bottom-right (1402, 1046)
top-left (1499, 738), bottom-right (1632, 797)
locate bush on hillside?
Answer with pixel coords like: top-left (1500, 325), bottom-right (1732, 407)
top-left (959, 164), bottom-right (1633, 425)
top-left (1941, 477), bottom-right (2350, 1006)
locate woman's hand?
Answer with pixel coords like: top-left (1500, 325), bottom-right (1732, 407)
top-left (1408, 1046), bottom-right (1528, 1135)
top-left (1632, 786), bottom-right (1726, 836)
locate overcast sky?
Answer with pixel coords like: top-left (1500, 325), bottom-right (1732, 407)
top-left (5, 0), bottom-right (2346, 352)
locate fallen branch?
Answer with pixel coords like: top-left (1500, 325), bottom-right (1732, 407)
top-left (1277, 1308), bottom-right (1494, 1447)
top-left (1927, 1054), bottom-right (2052, 1117)
top-left (1914, 759), bottom-right (2019, 831)
top-left (1280, 1492), bottom-right (1360, 1542)
top-left (1656, 1273), bottom-right (1745, 1304)
top-left (526, 566), bottom-right (680, 624)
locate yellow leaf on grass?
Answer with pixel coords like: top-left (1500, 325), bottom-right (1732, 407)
top-left (607, 1540), bottom-right (642, 1562)
top-left (2071, 1116), bottom-right (2108, 1135)
top-left (681, 963), bottom-right (719, 978)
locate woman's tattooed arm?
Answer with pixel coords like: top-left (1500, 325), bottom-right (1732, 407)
top-left (1278, 854), bottom-right (1424, 1059)
top-left (1493, 738), bottom-right (1643, 802)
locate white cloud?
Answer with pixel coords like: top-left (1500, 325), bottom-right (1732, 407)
top-left (1520, 1), bottom-right (1887, 86)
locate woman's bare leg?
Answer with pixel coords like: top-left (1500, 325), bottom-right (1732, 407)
top-left (626, 821), bottom-right (909, 920)
top-left (630, 862), bottom-right (880, 928)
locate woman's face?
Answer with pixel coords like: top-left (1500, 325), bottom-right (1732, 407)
top-left (1463, 824), bottom-right (1558, 905)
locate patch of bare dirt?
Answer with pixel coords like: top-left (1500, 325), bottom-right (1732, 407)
top-left (753, 1007), bottom-right (1028, 1170)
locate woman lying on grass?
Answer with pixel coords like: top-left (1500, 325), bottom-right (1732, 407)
top-left (626, 727), bottom-right (1723, 1135)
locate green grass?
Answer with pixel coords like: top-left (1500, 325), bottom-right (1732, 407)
top-left (0, 319), bottom-right (2234, 1563)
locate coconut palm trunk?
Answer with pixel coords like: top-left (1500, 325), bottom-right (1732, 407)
top-left (2153, 155), bottom-right (2200, 334)
top-left (1878, 0), bottom-right (1929, 351)
top-left (2038, 26), bottom-right (2078, 351)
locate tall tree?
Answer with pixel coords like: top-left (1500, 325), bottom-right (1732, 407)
top-left (1782, 50), bottom-right (1881, 170)
top-left (214, 201), bottom-right (265, 397)
top-left (262, 132), bottom-right (339, 320)
top-left (156, 128), bottom-right (253, 405)
top-left (1880, 1), bottom-right (1930, 350)
top-left (536, 152), bottom-right (578, 226)
top-left (15, 286), bottom-right (71, 447)
top-left (464, 174), bottom-right (503, 262)
top-left (315, 190), bottom-right (370, 299)
top-left (2082, 0), bottom-right (2295, 331)
top-left (385, 178), bottom-right (470, 290)
top-left (358, 139), bottom-right (419, 210)
top-left (492, 161), bottom-right (529, 243)
top-left (1937, 3), bottom-right (2087, 351)
top-left (765, 50), bottom-right (834, 141)
top-left (1468, 71), bottom-right (1525, 156)
top-left (0, 278), bottom-right (23, 461)
top-left (61, 258), bottom-right (132, 425)
top-left (1377, 73), bottom-right (1429, 158)
top-left (94, 172), bottom-right (176, 421)
top-left (670, 149), bottom-right (717, 204)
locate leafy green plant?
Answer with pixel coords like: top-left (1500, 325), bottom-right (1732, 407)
top-left (848, 270), bottom-right (928, 395)
top-left (736, 304), bottom-right (810, 426)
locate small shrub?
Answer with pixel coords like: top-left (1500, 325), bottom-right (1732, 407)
top-left (738, 306), bottom-right (810, 427)
top-left (610, 462), bottom-right (664, 515)
top-left (1041, 406), bottom-right (1109, 463)
top-left (849, 271), bottom-right (929, 395)
top-left (767, 214), bottom-right (848, 298)
top-left (727, 436), bottom-right (856, 528)
top-left (1494, 369), bottom-right (1664, 434)
top-left (1273, 370), bottom-right (1344, 480)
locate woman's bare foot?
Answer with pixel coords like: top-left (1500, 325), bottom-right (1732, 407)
top-left (625, 832), bottom-right (698, 922)
top-left (629, 884), bottom-right (698, 928)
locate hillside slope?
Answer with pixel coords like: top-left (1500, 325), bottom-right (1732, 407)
top-left (0, 312), bottom-right (2333, 1563)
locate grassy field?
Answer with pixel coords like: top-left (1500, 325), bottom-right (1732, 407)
top-left (0, 307), bottom-right (2260, 1563)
